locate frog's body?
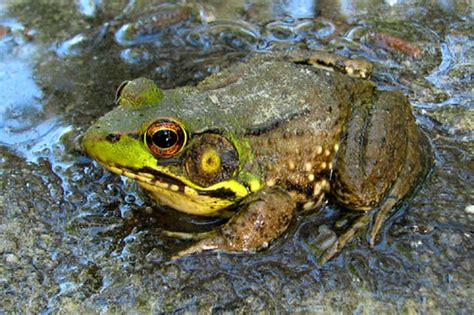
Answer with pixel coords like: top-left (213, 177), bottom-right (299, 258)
top-left (82, 52), bottom-right (430, 262)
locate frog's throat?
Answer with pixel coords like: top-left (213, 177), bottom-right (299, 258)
top-left (104, 163), bottom-right (249, 216)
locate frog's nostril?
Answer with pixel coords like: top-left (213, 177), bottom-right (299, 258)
top-left (106, 133), bottom-right (121, 143)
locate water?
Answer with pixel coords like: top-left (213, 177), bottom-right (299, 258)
top-left (1, 0), bottom-right (472, 313)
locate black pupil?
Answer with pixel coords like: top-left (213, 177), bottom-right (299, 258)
top-left (153, 129), bottom-right (177, 148)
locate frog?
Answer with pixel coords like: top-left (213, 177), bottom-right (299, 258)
top-left (82, 50), bottom-right (430, 263)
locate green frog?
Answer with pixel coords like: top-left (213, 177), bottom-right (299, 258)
top-left (82, 51), bottom-right (430, 262)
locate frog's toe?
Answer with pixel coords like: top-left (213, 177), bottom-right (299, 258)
top-left (318, 215), bottom-right (370, 264)
top-left (368, 216), bottom-right (383, 248)
top-left (368, 195), bottom-right (404, 247)
top-left (171, 234), bottom-right (228, 260)
top-left (162, 229), bottom-right (216, 240)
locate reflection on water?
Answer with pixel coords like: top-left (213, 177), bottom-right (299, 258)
top-left (77, 0), bottom-right (102, 17)
top-left (0, 19), bottom-right (40, 139)
top-left (273, 0), bottom-right (317, 18)
top-left (0, 59), bottom-right (43, 133)
top-left (0, 17), bottom-right (71, 161)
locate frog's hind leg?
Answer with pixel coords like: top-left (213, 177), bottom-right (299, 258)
top-left (368, 124), bottom-right (431, 246)
top-left (320, 147), bottom-right (428, 265)
top-left (320, 90), bottom-right (430, 263)
top-left (171, 187), bottom-right (296, 260)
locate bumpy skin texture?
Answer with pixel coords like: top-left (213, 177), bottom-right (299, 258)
top-left (174, 187), bottom-right (296, 257)
top-left (334, 90), bottom-right (412, 209)
top-left (82, 52), bottom-right (430, 262)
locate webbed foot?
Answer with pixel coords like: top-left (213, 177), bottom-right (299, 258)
top-left (318, 214), bottom-right (370, 264)
top-left (318, 196), bottom-right (410, 264)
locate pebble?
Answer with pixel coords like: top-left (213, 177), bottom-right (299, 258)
top-left (5, 253), bottom-right (19, 264)
top-left (465, 205), bottom-right (474, 214)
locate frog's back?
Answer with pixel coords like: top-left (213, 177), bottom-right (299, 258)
top-left (159, 58), bottom-right (360, 134)
top-left (185, 57), bottom-right (373, 208)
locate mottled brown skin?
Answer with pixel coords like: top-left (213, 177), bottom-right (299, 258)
top-left (174, 187), bottom-right (296, 257)
top-left (84, 50), bottom-right (429, 261)
top-left (174, 53), bottom-right (430, 262)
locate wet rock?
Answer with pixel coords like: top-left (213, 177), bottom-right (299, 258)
top-left (425, 106), bottom-right (474, 135)
top-left (464, 205), bottom-right (474, 214)
top-left (5, 253), bottom-right (19, 264)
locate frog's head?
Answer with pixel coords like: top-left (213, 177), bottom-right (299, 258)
top-left (82, 78), bottom-right (261, 215)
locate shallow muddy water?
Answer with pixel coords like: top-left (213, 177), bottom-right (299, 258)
top-left (0, 0), bottom-right (473, 313)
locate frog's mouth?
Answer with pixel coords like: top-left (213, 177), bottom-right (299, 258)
top-left (103, 163), bottom-right (249, 216)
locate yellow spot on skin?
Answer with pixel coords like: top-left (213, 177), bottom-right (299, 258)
top-left (140, 176), bottom-right (152, 184)
top-left (303, 201), bottom-right (315, 210)
top-left (315, 145), bottom-right (323, 155)
top-left (184, 186), bottom-right (197, 195)
top-left (170, 184), bottom-right (180, 192)
top-left (320, 162), bottom-right (327, 169)
top-left (249, 181), bottom-right (260, 192)
top-left (266, 178), bottom-right (276, 187)
top-left (328, 162), bottom-right (333, 170)
top-left (313, 181), bottom-right (322, 197)
top-left (308, 174), bottom-right (315, 182)
top-left (138, 172), bottom-right (154, 179)
top-left (334, 143), bottom-right (339, 152)
top-left (322, 179), bottom-right (330, 191)
top-left (347, 67), bottom-right (354, 76)
top-left (155, 181), bottom-right (169, 189)
top-left (200, 149), bottom-right (221, 174)
top-left (304, 162), bottom-right (312, 172)
top-left (288, 161), bottom-right (296, 170)
top-left (324, 149), bottom-right (331, 157)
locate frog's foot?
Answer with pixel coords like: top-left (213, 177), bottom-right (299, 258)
top-left (171, 187), bottom-right (296, 260)
top-left (368, 197), bottom-right (399, 247)
top-left (283, 49), bottom-right (373, 79)
top-left (161, 230), bottom-right (217, 240)
top-left (171, 233), bottom-right (227, 260)
top-left (318, 214), bottom-right (371, 264)
top-left (319, 196), bottom-right (408, 264)
top-left (306, 50), bottom-right (373, 79)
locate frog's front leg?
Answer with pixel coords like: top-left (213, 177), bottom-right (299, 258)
top-left (172, 187), bottom-right (296, 259)
top-left (320, 90), bottom-right (428, 263)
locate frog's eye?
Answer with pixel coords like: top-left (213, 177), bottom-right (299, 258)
top-left (145, 119), bottom-right (186, 158)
